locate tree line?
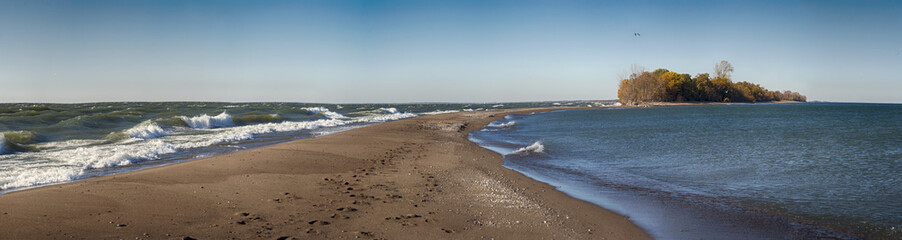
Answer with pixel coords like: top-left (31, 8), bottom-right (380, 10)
top-left (617, 61), bottom-right (806, 104)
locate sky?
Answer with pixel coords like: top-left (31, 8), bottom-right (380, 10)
top-left (0, 0), bottom-right (900, 103)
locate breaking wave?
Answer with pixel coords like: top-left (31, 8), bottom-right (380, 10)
top-left (0, 131), bottom-right (38, 154)
top-left (488, 121), bottom-right (516, 128)
top-left (302, 107), bottom-right (347, 119)
top-left (1, 167), bottom-right (83, 191)
top-left (508, 141), bottom-right (545, 155)
top-left (180, 112), bottom-right (234, 129)
top-left (422, 110), bottom-right (461, 115)
top-left (356, 112), bottom-right (418, 122)
top-left (379, 108), bottom-right (400, 114)
top-left (0, 139), bottom-right (178, 190)
top-left (174, 118), bottom-right (351, 149)
top-left (123, 121), bottom-right (168, 139)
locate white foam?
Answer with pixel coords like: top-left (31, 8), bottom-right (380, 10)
top-left (492, 104), bottom-right (504, 108)
top-left (66, 139), bottom-right (178, 169)
top-left (509, 141), bottom-right (545, 155)
top-left (422, 110), bottom-right (461, 115)
top-left (488, 121), bottom-right (516, 128)
top-left (0, 166), bottom-right (83, 190)
top-left (180, 112), bottom-right (234, 129)
top-left (170, 118), bottom-right (352, 149)
top-left (302, 107), bottom-right (347, 119)
top-left (379, 107), bottom-right (399, 114)
top-left (0, 139), bottom-right (178, 190)
top-left (124, 120), bottom-right (168, 139)
top-left (347, 108), bottom-right (417, 122)
top-left (354, 112), bottom-right (418, 122)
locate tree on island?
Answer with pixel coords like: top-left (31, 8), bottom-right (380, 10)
top-left (617, 60), bottom-right (806, 105)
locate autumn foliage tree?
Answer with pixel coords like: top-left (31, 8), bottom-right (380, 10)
top-left (617, 61), bottom-right (806, 104)
top-left (618, 66), bottom-right (664, 103)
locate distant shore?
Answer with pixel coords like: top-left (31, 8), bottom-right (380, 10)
top-left (626, 100), bottom-right (804, 107)
top-left (0, 107), bottom-right (650, 239)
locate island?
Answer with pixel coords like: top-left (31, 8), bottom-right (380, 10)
top-left (618, 61), bottom-right (806, 105)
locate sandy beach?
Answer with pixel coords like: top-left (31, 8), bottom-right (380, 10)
top-left (0, 107), bottom-right (650, 239)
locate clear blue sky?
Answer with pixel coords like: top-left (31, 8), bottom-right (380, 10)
top-left (1, 0), bottom-right (900, 103)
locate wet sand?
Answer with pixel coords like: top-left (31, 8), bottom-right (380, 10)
top-left (0, 107), bottom-right (650, 239)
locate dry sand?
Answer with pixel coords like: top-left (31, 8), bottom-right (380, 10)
top-left (0, 107), bottom-right (650, 239)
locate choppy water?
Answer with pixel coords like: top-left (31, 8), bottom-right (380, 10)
top-left (471, 103), bottom-right (902, 239)
top-left (0, 101), bottom-right (608, 192)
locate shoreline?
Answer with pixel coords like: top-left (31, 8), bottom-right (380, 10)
top-left (0, 107), bottom-right (651, 239)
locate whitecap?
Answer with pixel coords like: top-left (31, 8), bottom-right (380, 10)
top-left (0, 138), bottom-right (179, 190)
top-left (379, 107), bottom-right (400, 114)
top-left (354, 112), bottom-right (418, 123)
top-left (124, 120), bottom-right (168, 139)
top-left (488, 121), bottom-right (516, 128)
top-left (172, 118), bottom-right (351, 149)
top-left (180, 112), bottom-right (234, 129)
top-left (422, 110), bottom-right (461, 115)
top-left (66, 139), bottom-right (178, 169)
top-left (508, 141), bottom-right (545, 155)
top-left (0, 166), bottom-right (83, 190)
top-left (302, 107), bottom-right (347, 119)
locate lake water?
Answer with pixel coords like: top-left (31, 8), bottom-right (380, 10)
top-left (471, 103), bottom-right (901, 239)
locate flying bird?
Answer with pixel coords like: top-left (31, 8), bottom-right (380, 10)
top-left (634, 32), bottom-right (641, 37)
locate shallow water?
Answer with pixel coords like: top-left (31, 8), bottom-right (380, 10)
top-left (0, 101), bottom-right (609, 192)
top-left (471, 103), bottom-right (902, 239)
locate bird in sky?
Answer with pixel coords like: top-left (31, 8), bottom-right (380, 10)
top-left (634, 32), bottom-right (641, 36)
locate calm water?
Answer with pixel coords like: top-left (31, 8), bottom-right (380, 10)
top-left (471, 103), bottom-right (902, 239)
top-left (0, 101), bottom-right (608, 192)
